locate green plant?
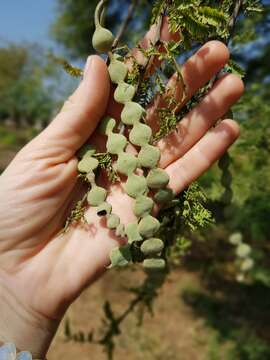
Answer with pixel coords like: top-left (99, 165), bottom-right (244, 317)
top-left (55, 0), bottom-right (264, 358)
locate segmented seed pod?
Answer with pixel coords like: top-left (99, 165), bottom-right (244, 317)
top-left (116, 153), bottom-right (138, 176)
top-left (87, 186), bottom-right (107, 206)
top-left (229, 232), bottom-right (243, 246)
top-left (129, 123), bottom-right (152, 147)
top-left (236, 243), bottom-right (251, 258)
top-left (107, 214), bottom-right (120, 229)
top-left (154, 188), bottom-right (174, 205)
top-left (125, 223), bottom-right (143, 243)
top-left (221, 188), bottom-right (233, 205)
top-left (218, 152), bottom-right (230, 169)
top-left (116, 224), bottom-right (125, 237)
top-left (146, 168), bottom-right (170, 189)
top-left (98, 116), bottom-right (116, 135)
top-left (140, 238), bottom-right (164, 256)
top-left (97, 202), bottom-right (112, 216)
top-left (108, 56), bottom-right (128, 84)
top-left (92, 0), bottom-right (114, 53)
top-left (240, 258), bottom-right (254, 272)
top-left (138, 145), bottom-right (161, 169)
top-left (219, 151), bottom-right (233, 212)
top-left (143, 258), bottom-right (166, 272)
top-left (106, 132), bottom-right (127, 154)
top-left (78, 156), bottom-right (99, 173)
top-left (92, 27), bottom-right (115, 53)
top-left (114, 81), bottom-right (136, 104)
top-left (221, 170), bottom-right (233, 188)
top-left (138, 215), bottom-right (160, 238)
top-left (77, 144), bottom-right (96, 159)
top-left (133, 195), bottom-right (154, 218)
top-left (121, 102), bottom-right (145, 126)
top-left (124, 174), bottom-right (148, 198)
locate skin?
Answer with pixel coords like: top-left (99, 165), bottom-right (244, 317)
top-left (0, 20), bottom-right (244, 358)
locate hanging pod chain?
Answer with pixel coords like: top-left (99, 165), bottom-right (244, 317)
top-left (76, 0), bottom-right (176, 271)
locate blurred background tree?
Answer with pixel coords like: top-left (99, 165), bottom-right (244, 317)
top-left (0, 44), bottom-right (59, 128)
top-left (51, 0), bottom-right (153, 58)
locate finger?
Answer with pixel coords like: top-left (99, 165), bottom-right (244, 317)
top-left (146, 41), bottom-right (230, 130)
top-left (158, 73), bottom-right (244, 168)
top-left (166, 119), bottom-right (240, 194)
top-left (39, 56), bottom-right (110, 157)
top-left (130, 16), bottom-right (179, 67)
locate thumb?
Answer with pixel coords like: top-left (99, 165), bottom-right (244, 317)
top-left (40, 55), bottom-right (110, 155)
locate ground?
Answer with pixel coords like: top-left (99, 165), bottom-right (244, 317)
top-left (48, 269), bottom-right (219, 360)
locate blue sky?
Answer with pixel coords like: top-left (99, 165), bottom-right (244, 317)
top-left (0, 0), bottom-right (56, 46)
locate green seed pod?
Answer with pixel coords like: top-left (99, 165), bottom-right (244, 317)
top-left (236, 243), bottom-right (251, 258)
top-left (138, 144), bottom-right (160, 169)
top-left (221, 188), bottom-right (233, 205)
top-left (154, 188), bottom-right (174, 205)
top-left (98, 116), bottom-right (116, 135)
top-left (129, 123), bottom-right (152, 147)
top-left (108, 58), bottom-right (128, 84)
top-left (87, 186), bottom-right (107, 206)
top-left (92, 26), bottom-right (115, 53)
top-left (77, 144), bottom-right (96, 159)
top-left (114, 81), bottom-right (136, 104)
top-left (229, 232), bottom-right (243, 246)
top-left (107, 214), bottom-right (120, 229)
top-left (141, 238), bottom-right (164, 256)
top-left (124, 174), bottom-right (148, 198)
top-left (138, 215), bottom-right (160, 238)
top-left (143, 258), bottom-right (166, 272)
top-left (106, 133), bottom-right (127, 155)
top-left (121, 101), bottom-right (145, 126)
top-left (125, 223), bottom-right (143, 243)
top-left (236, 273), bottom-right (245, 283)
top-left (116, 153), bottom-right (138, 176)
top-left (78, 157), bottom-right (99, 173)
top-left (133, 195), bottom-right (154, 218)
top-left (116, 223), bottom-right (125, 237)
top-left (97, 202), bottom-right (112, 216)
top-left (221, 170), bottom-right (232, 188)
top-left (109, 245), bottom-right (131, 268)
top-left (86, 171), bottom-right (96, 184)
top-left (218, 152), bottom-right (230, 169)
top-left (147, 169), bottom-right (170, 189)
top-left (241, 258), bottom-right (254, 272)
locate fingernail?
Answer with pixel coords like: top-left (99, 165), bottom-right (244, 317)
top-left (84, 56), bottom-right (94, 80)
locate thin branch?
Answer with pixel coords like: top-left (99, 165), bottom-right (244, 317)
top-left (229, 0), bottom-right (244, 33)
top-left (207, 0), bottom-right (244, 89)
top-left (112, 0), bottom-right (139, 49)
top-left (135, 14), bottom-right (164, 91)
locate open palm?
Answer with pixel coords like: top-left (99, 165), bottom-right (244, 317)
top-left (0, 23), bottom-right (243, 357)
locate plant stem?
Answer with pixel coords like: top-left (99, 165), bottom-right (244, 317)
top-left (112, 0), bottom-right (138, 49)
top-left (229, 0), bottom-right (244, 32)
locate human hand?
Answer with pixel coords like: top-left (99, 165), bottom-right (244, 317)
top-left (0, 22), bottom-right (244, 358)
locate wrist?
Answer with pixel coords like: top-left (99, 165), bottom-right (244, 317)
top-left (0, 277), bottom-right (59, 359)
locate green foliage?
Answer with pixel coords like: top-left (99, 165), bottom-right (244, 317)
top-left (152, 1), bottom-right (228, 46)
top-left (47, 0), bottom-right (270, 358)
top-left (0, 44), bottom-right (59, 127)
top-left (182, 183), bottom-right (214, 231)
top-left (52, 0), bottom-right (154, 59)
